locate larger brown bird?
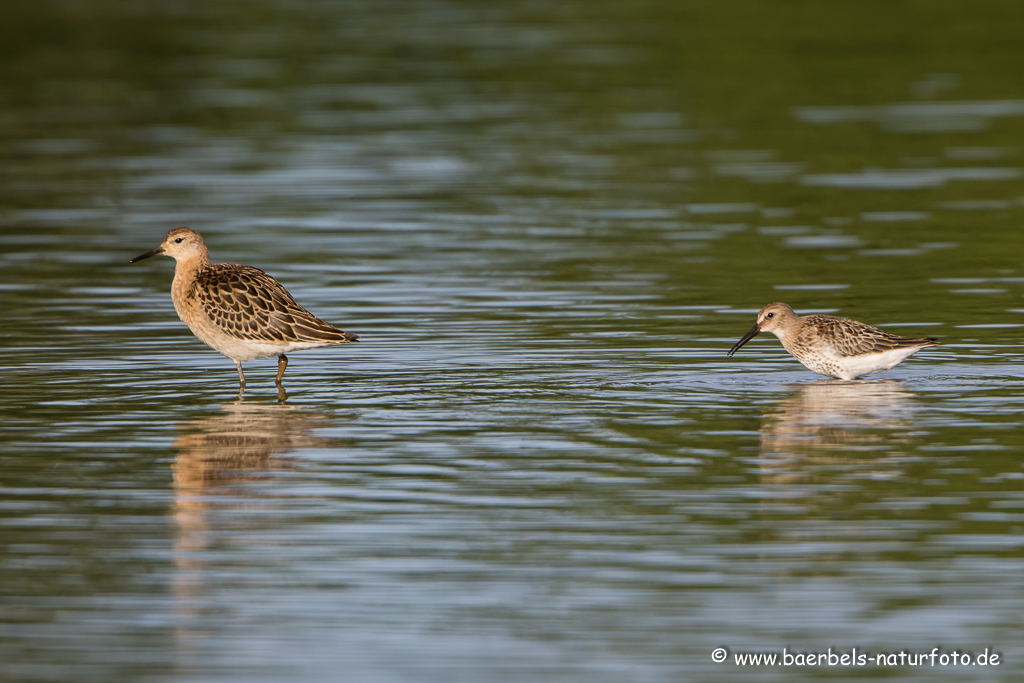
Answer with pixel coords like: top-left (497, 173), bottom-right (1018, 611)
top-left (131, 227), bottom-right (358, 392)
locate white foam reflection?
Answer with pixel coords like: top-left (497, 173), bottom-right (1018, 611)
top-left (795, 100), bottom-right (1024, 132)
top-left (801, 167), bottom-right (1020, 190)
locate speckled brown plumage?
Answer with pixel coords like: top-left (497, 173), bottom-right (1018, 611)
top-left (792, 314), bottom-right (934, 358)
top-left (131, 227), bottom-right (358, 393)
top-left (728, 302), bottom-right (937, 380)
top-left (192, 264), bottom-right (358, 345)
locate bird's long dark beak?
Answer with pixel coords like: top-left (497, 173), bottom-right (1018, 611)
top-left (130, 247), bottom-right (165, 263)
top-left (727, 323), bottom-right (762, 356)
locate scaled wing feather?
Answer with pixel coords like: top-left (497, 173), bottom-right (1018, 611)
top-left (193, 264), bottom-right (356, 343)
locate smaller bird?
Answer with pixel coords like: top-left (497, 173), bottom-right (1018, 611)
top-left (727, 302), bottom-right (937, 380)
top-left (131, 227), bottom-right (358, 393)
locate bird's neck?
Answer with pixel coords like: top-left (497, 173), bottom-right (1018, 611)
top-left (171, 252), bottom-right (211, 299)
top-left (768, 317), bottom-right (802, 348)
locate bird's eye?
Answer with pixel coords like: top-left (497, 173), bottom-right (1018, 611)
top-left (174, 237), bottom-right (185, 243)
top-left (766, 312), bottom-right (774, 318)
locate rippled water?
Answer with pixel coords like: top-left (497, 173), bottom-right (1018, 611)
top-left (4, 1), bottom-right (1024, 680)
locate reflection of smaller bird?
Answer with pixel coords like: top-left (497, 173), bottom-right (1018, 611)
top-left (760, 379), bottom-right (916, 457)
top-left (131, 227), bottom-right (358, 392)
top-left (728, 302), bottom-right (937, 380)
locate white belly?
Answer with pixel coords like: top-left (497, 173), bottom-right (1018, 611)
top-left (797, 345), bottom-right (927, 380)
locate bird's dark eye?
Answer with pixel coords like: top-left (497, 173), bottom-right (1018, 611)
top-left (175, 237), bottom-right (185, 243)
top-left (766, 312), bottom-right (774, 318)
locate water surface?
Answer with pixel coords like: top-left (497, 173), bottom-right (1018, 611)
top-left (3, 1), bottom-right (1024, 680)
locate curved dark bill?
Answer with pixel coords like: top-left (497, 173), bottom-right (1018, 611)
top-left (727, 324), bottom-right (762, 357)
top-left (130, 247), bottom-right (165, 263)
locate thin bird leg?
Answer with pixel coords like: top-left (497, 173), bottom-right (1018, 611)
top-left (235, 361), bottom-right (246, 391)
top-left (275, 354), bottom-right (288, 387)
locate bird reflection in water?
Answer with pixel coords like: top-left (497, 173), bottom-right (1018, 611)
top-left (759, 379), bottom-right (919, 466)
top-left (171, 400), bottom-right (338, 491)
top-left (171, 401), bottom-right (342, 652)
